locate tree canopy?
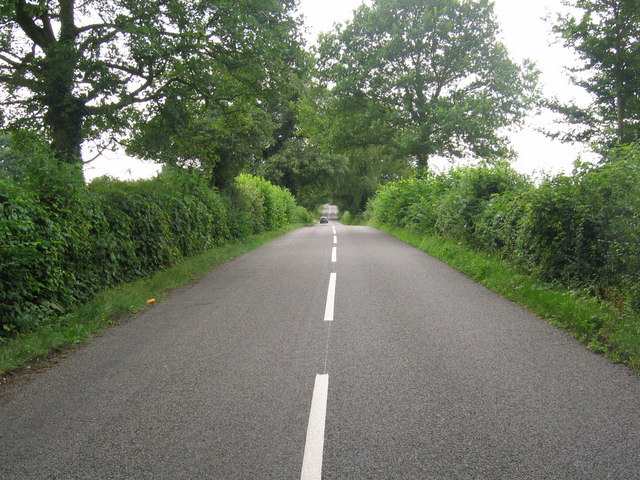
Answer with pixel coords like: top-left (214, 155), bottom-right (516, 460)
top-left (5, 0), bottom-right (636, 214)
top-left (0, 0), bottom-right (303, 181)
top-left (314, 0), bottom-right (539, 168)
top-left (551, 0), bottom-right (640, 148)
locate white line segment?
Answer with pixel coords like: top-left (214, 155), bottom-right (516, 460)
top-left (331, 246), bottom-right (337, 263)
top-left (324, 273), bottom-right (336, 321)
top-left (332, 226), bottom-right (336, 234)
top-left (301, 374), bottom-right (329, 480)
top-left (333, 235), bottom-right (337, 244)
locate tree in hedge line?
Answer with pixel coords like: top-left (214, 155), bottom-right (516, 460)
top-left (315, 0), bottom-right (539, 167)
top-left (0, 0), bottom-right (303, 185)
top-left (551, 0), bottom-right (640, 147)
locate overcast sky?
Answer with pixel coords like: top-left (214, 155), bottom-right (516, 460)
top-left (84, 0), bottom-right (595, 181)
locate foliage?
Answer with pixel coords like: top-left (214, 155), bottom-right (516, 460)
top-left (315, 0), bottom-right (538, 166)
top-left (1, 151), bottom-right (305, 338)
top-left (433, 164), bottom-right (531, 242)
top-left (0, 134), bottom-right (21, 181)
top-left (255, 137), bottom-right (347, 209)
top-left (0, 0), bottom-right (303, 179)
top-left (233, 173), bottom-right (298, 234)
top-left (551, 0), bottom-right (640, 147)
top-left (297, 83), bottom-right (401, 212)
top-left (367, 154), bottom-right (640, 313)
top-left (0, 179), bottom-right (68, 335)
top-left (340, 210), bottom-right (364, 225)
top-left (369, 164), bottom-right (530, 237)
top-left (127, 87), bottom-right (278, 189)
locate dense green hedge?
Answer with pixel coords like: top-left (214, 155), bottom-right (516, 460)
top-left (367, 148), bottom-right (640, 312)
top-left (0, 167), bottom-right (309, 337)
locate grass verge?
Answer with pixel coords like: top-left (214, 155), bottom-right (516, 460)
top-left (0, 224), bottom-right (305, 378)
top-left (370, 222), bottom-right (640, 373)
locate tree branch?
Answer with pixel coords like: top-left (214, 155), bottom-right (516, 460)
top-left (0, 53), bottom-right (22, 68)
top-left (76, 22), bottom-right (185, 40)
top-left (14, 0), bottom-right (56, 50)
top-left (76, 22), bottom-right (117, 35)
top-left (40, 11), bottom-right (56, 41)
top-left (77, 29), bottom-right (119, 54)
top-left (86, 76), bottom-right (156, 114)
top-left (82, 138), bottom-right (115, 164)
top-left (0, 72), bottom-right (41, 90)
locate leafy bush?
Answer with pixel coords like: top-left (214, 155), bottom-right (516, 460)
top-left (0, 180), bottom-right (69, 334)
top-left (233, 173), bottom-right (298, 232)
top-left (340, 210), bottom-right (354, 225)
top-left (368, 176), bottom-right (434, 229)
top-left (433, 164), bottom-right (531, 242)
top-left (473, 190), bottom-right (530, 258)
top-left (1, 156), bottom-right (306, 338)
top-left (290, 205), bottom-right (313, 224)
top-left (368, 154), bottom-right (640, 313)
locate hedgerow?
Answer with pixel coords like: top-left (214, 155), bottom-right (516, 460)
top-left (367, 150), bottom-right (640, 313)
top-left (0, 155), bottom-right (307, 338)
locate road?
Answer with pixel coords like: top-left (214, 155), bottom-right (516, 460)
top-left (1, 218), bottom-right (639, 479)
top-left (321, 204), bottom-right (339, 222)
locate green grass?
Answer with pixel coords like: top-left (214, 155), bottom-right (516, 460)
top-left (0, 224), bottom-right (304, 377)
top-left (369, 222), bottom-right (640, 372)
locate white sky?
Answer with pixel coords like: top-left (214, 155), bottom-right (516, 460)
top-left (84, 0), bottom-right (595, 182)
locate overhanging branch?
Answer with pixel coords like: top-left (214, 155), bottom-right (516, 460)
top-left (14, 0), bottom-right (57, 50)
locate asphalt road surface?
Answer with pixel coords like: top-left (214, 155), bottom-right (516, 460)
top-left (2, 219), bottom-right (639, 479)
top-left (321, 204), bottom-right (339, 222)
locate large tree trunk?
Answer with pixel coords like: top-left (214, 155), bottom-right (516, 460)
top-left (44, 53), bottom-right (85, 167)
top-left (15, 0), bottom-right (84, 169)
top-left (47, 0), bottom-right (84, 167)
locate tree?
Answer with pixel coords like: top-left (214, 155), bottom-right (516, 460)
top-left (0, 0), bottom-right (302, 178)
top-left (551, 0), bottom-right (640, 147)
top-left (294, 72), bottom-right (413, 212)
top-left (255, 137), bottom-right (348, 208)
top-left (126, 90), bottom-right (277, 189)
top-left (125, 2), bottom-right (307, 189)
top-left (315, 0), bottom-right (538, 167)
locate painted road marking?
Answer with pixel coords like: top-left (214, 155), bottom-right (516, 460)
top-left (332, 226), bottom-right (336, 234)
top-left (324, 273), bottom-right (336, 321)
top-left (333, 235), bottom-right (337, 244)
top-left (331, 246), bottom-right (337, 263)
top-left (301, 374), bottom-right (329, 480)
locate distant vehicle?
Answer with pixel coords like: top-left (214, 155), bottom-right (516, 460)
top-left (319, 216), bottom-right (329, 224)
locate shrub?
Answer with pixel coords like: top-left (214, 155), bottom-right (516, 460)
top-left (1, 159), bottom-right (306, 338)
top-left (368, 176), bottom-right (432, 228)
top-left (234, 173), bottom-right (297, 232)
top-left (433, 164), bottom-right (531, 242)
top-left (0, 179), bottom-right (69, 333)
top-left (368, 155), bottom-right (640, 313)
top-left (234, 173), bottom-right (267, 233)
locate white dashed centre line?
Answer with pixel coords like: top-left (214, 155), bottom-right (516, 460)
top-left (301, 374), bottom-right (329, 480)
top-left (324, 273), bottom-right (336, 321)
top-left (301, 216), bottom-right (336, 478)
